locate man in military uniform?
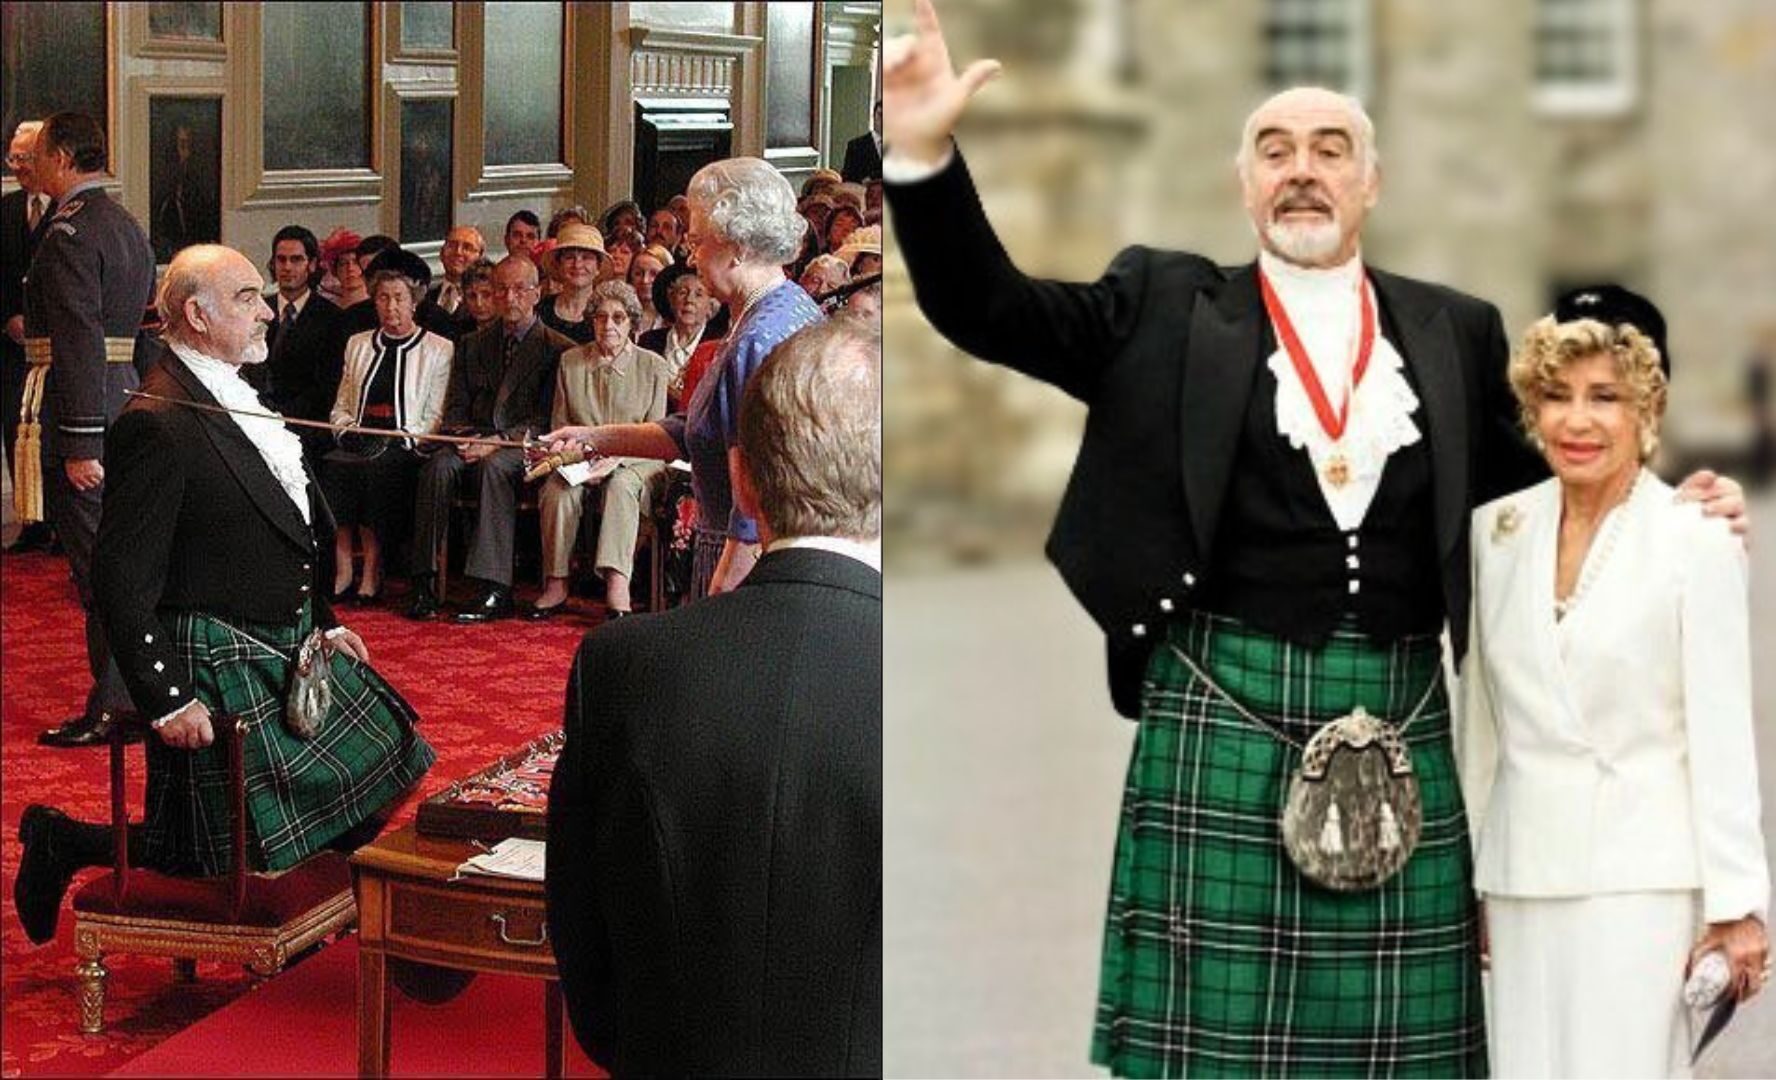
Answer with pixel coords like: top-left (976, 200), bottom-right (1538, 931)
top-left (22, 111), bottom-right (157, 747)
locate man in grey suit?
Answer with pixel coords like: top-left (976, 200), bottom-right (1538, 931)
top-left (406, 255), bottom-right (572, 619)
top-left (24, 111), bottom-right (157, 748)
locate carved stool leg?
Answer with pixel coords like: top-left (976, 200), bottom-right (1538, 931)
top-left (173, 957), bottom-right (198, 983)
top-left (76, 955), bottom-right (108, 1035)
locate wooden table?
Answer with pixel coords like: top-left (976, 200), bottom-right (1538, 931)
top-left (350, 823), bottom-right (564, 1078)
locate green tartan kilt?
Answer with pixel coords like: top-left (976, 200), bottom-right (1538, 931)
top-left (136, 603), bottom-right (436, 875)
top-left (1091, 611), bottom-right (1486, 1078)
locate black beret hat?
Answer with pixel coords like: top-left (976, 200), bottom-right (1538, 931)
top-left (1554, 284), bottom-right (1671, 378)
top-left (652, 261), bottom-right (699, 323)
top-left (365, 246), bottom-right (433, 292)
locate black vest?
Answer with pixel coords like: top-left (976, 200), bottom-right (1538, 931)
top-left (1195, 329), bottom-right (1445, 646)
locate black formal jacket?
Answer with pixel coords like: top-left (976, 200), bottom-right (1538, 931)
top-left (841, 132), bottom-right (882, 183)
top-left (23, 186), bottom-right (157, 460)
top-left (886, 151), bottom-right (1544, 717)
top-left (546, 547), bottom-right (882, 1078)
top-left (440, 318), bottom-right (573, 437)
top-left (0, 187), bottom-right (47, 338)
top-left (256, 291), bottom-right (344, 423)
top-left (94, 347), bottom-right (339, 719)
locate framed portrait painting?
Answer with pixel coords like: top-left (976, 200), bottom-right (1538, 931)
top-left (149, 95), bottom-right (222, 264)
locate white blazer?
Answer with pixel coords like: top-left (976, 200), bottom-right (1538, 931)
top-left (331, 328), bottom-right (453, 448)
top-left (1457, 471), bottom-right (1767, 923)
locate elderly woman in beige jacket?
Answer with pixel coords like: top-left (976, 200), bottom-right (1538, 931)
top-left (531, 281), bottom-right (670, 618)
top-left (1459, 286), bottom-right (1769, 1078)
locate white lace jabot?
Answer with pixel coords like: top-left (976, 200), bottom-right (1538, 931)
top-left (168, 342), bottom-right (312, 526)
top-left (1258, 250), bottom-right (1422, 531)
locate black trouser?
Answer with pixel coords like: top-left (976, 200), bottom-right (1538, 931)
top-left (44, 455), bottom-right (132, 720)
top-left (409, 446), bottom-right (525, 585)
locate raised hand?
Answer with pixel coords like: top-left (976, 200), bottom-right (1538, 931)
top-left (882, 0), bottom-right (1002, 165)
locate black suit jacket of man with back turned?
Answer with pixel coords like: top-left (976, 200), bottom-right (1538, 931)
top-left (545, 547), bottom-right (882, 1077)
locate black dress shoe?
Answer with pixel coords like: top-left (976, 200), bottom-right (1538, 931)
top-left (525, 599), bottom-right (568, 620)
top-left (4, 524), bottom-right (53, 555)
top-left (16, 806), bottom-right (80, 945)
top-left (404, 584), bottom-right (442, 620)
top-left (37, 711), bottom-right (143, 749)
top-left (454, 586), bottom-right (514, 623)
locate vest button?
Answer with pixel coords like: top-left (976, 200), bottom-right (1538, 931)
top-left (1159, 598), bottom-right (1175, 613)
top-left (1131, 623), bottom-right (1148, 639)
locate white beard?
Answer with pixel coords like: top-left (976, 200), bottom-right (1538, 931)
top-left (1264, 219), bottom-right (1344, 266)
top-left (239, 337), bottom-right (269, 366)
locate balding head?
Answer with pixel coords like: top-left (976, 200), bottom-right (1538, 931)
top-left (9, 120), bottom-right (42, 192)
top-left (158, 245), bottom-right (273, 366)
top-left (1234, 86), bottom-right (1381, 268)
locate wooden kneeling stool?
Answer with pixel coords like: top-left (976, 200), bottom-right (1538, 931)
top-left (69, 713), bottom-right (357, 1034)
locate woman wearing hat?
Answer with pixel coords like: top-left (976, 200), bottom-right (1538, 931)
top-left (322, 248), bottom-right (453, 603)
top-left (637, 262), bottom-right (717, 409)
top-left (538, 222), bottom-right (605, 345)
top-left (1459, 286), bottom-right (1770, 1076)
top-left (544, 156), bottom-right (823, 599)
top-left (835, 224), bottom-right (883, 280)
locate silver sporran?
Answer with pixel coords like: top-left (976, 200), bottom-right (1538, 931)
top-left (285, 629), bottom-right (333, 739)
top-left (1281, 707), bottom-right (1422, 890)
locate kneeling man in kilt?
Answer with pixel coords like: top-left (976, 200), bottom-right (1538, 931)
top-left (882, 2), bottom-right (1748, 1075)
top-left (14, 244), bottom-right (435, 946)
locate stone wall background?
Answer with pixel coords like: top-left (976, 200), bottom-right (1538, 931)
top-left (883, 0), bottom-right (1776, 568)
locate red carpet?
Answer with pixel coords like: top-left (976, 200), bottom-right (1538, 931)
top-left (1, 549), bottom-right (601, 1076)
top-left (108, 934), bottom-right (603, 1078)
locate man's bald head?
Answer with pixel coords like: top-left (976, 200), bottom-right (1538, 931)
top-left (158, 244), bottom-right (272, 365)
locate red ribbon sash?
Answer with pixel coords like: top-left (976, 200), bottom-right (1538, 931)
top-left (1259, 269), bottom-right (1376, 442)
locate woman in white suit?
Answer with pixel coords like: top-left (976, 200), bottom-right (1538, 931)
top-left (1460, 286), bottom-right (1770, 1077)
top-left (320, 252), bottom-right (452, 603)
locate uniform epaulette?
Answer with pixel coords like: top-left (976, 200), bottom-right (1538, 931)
top-left (50, 198), bottom-right (85, 222)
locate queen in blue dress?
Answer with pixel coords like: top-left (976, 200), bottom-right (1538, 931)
top-left (543, 158), bottom-right (822, 601)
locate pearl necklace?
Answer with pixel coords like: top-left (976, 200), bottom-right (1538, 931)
top-left (733, 277), bottom-right (777, 327)
top-left (1553, 469), bottom-right (1641, 621)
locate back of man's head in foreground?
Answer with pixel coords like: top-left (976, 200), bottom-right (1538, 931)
top-left (735, 317), bottom-right (882, 543)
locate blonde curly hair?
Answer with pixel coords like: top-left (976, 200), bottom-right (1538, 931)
top-left (1508, 315), bottom-right (1669, 461)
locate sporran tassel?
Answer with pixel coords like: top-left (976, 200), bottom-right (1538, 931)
top-left (1320, 802), bottom-right (1344, 855)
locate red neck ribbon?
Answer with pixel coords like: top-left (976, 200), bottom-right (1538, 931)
top-left (1258, 268), bottom-right (1376, 442)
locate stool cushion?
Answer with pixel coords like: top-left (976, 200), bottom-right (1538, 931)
top-left (72, 851), bottom-right (352, 928)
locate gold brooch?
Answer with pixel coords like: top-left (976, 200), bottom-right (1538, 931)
top-left (1492, 505), bottom-right (1522, 544)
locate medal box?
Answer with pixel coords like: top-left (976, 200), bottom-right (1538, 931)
top-left (414, 729), bottom-right (564, 842)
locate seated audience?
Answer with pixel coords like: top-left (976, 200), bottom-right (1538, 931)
top-left (638, 264), bottom-right (717, 413)
top-left (427, 225), bottom-right (487, 319)
top-left (627, 244), bottom-right (673, 336)
top-left (800, 167), bottom-right (843, 200)
top-left (533, 281), bottom-right (671, 619)
top-left (409, 255), bottom-right (573, 621)
top-left (799, 253), bottom-right (850, 303)
top-left (547, 205), bottom-right (591, 240)
top-left (321, 249), bottom-right (452, 604)
top-left (538, 223), bottom-right (605, 345)
top-left (836, 224), bottom-right (883, 279)
top-left (458, 259), bottom-right (499, 334)
top-left (504, 209), bottom-right (542, 260)
top-left (318, 226), bottom-right (366, 310)
top-left (545, 316), bottom-right (882, 1077)
top-left (14, 245), bottom-right (435, 946)
top-left (338, 234), bottom-right (400, 337)
top-left (825, 204), bottom-right (864, 255)
top-left (645, 207), bottom-right (684, 262)
top-left (260, 224), bottom-right (345, 459)
top-left (845, 280), bottom-right (883, 323)
top-left (599, 199), bottom-right (643, 240)
top-left (600, 226), bottom-right (644, 285)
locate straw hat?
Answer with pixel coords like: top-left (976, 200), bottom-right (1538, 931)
top-left (541, 222), bottom-right (606, 278)
top-left (833, 224), bottom-right (881, 267)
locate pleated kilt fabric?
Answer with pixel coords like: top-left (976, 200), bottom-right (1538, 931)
top-left (137, 602), bottom-right (436, 876)
top-left (1091, 611), bottom-right (1486, 1078)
